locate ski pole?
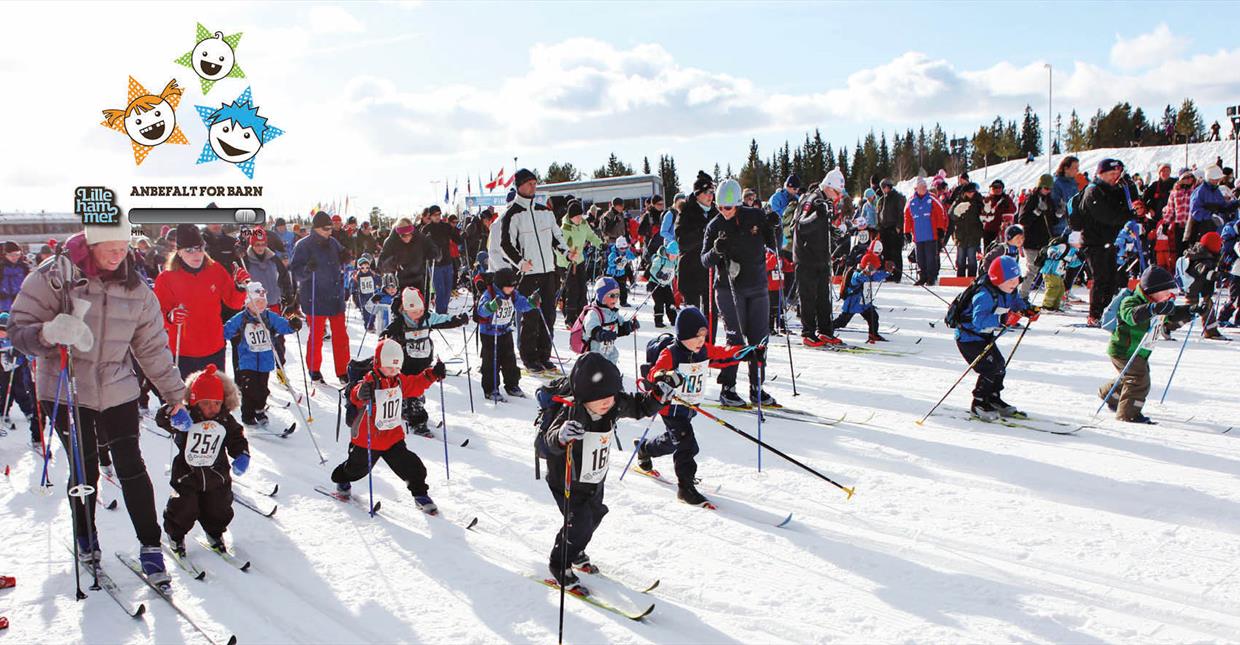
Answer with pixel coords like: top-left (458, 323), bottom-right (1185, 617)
top-left (619, 413), bottom-right (660, 481)
top-left (673, 395), bottom-right (854, 498)
top-left (174, 321), bottom-right (183, 371)
top-left (439, 376), bottom-right (450, 479)
top-left (365, 402), bottom-right (377, 517)
top-left (557, 438), bottom-right (574, 645)
top-left (532, 304), bottom-right (568, 375)
top-left (271, 341), bottom-right (327, 463)
top-left (1095, 316), bottom-right (1163, 418)
top-left (919, 283), bottom-right (952, 307)
top-left (335, 386), bottom-right (343, 444)
top-left (462, 325), bottom-right (475, 414)
top-left (1004, 319), bottom-right (1033, 368)
top-left (1159, 313), bottom-right (1196, 404)
top-left (721, 264), bottom-right (764, 472)
top-left (916, 327), bottom-right (1010, 425)
top-left (778, 264), bottom-right (798, 397)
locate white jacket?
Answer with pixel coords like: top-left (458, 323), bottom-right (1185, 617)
top-left (488, 195), bottom-right (566, 274)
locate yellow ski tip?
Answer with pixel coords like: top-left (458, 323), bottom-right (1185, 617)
top-left (914, 419), bottom-right (925, 426)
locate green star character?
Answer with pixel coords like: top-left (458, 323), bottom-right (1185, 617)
top-left (174, 22), bottom-right (245, 94)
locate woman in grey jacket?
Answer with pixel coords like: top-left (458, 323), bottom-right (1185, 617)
top-left (9, 216), bottom-right (187, 587)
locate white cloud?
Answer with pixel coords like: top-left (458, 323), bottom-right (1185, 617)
top-left (307, 6), bottom-right (364, 34)
top-left (1110, 24), bottom-right (1190, 70)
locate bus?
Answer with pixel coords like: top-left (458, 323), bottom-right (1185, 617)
top-left (0, 212), bottom-right (82, 251)
top-left (536, 174), bottom-right (664, 214)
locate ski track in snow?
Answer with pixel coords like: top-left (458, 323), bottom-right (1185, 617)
top-left (2, 281), bottom-right (1240, 644)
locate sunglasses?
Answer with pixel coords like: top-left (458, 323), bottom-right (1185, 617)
top-left (180, 245), bottom-right (204, 254)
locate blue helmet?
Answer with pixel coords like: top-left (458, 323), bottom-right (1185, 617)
top-left (593, 277), bottom-right (620, 303)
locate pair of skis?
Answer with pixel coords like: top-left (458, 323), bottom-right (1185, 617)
top-left (164, 536), bottom-right (253, 580)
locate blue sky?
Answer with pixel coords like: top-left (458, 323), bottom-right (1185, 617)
top-left (3, 1), bottom-right (1239, 216)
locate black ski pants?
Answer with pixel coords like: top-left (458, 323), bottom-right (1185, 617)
top-left (163, 477), bottom-right (234, 541)
top-left (331, 440), bottom-right (429, 496)
top-left (644, 415), bottom-right (699, 486)
top-left (956, 339), bottom-right (1007, 402)
top-left (713, 283), bottom-right (769, 393)
top-left (796, 264), bottom-right (834, 339)
top-left (518, 271), bottom-right (559, 369)
top-left (545, 471), bottom-right (608, 570)
top-left (481, 333), bottom-right (520, 395)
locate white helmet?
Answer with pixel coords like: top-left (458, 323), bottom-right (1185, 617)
top-left (822, 168), bottom-right (846, 193)
top-left (616, 236), bottom-right (629, 249)
top-left (375, 338), bottom-right (403, 370)
top-left (401, 287), bottom-right (425, 313)
top-left (715, 178), bottom-right (743, 207)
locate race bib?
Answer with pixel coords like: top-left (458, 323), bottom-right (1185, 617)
top-left (243, 323), bottom-right (273, 352)
top-left (677, 360), bottom-right (709, 405)
top-left (492, 299), bottom-right (515, 326)
top-left (358, 275), bottom-right (375, 294)
top-left (579, 431), bottom-right (611, 484)
top-left (374, 387), bottom-right (402, 430)
top-left (404, 328), bottom-right (432, 359)
top-left (770, 270), bottom-right (783, 281)
top-left (184, 421), bottom-right (226, 468)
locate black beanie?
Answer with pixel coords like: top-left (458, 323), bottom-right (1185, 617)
top-left (566, 199), bottom-right (583, 218)
top-left (571, 352), bottom-right (623, 403)
top-left (493, 267), bottom-right (518, 288)
top-left (785, 174), bottom-right (802, 190)
top-left (175, 223), bottom-right (204, 248)
top-left (1139, 265), bottom-right (1176, 295)
top-left (693, 171), bottom-right (713, 194)
top-left (675, 306), bottom-right (708, 340)
top-left (312, 210), bottom-right (332, 229)
top-left (513, 168), bottom-right (537, 187)
top-left (2, 240), bottom-right (20, 254)
top-left (428, 205), bottom-right (442, 215)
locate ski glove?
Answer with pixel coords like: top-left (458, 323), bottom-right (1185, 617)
top-left (370, 294), bottom-right (383, 303)
top-left (355, 380), bottom-right (375, 403)
top-left (167, 305), bottom-right (189, 326)
top-left (618, 318), bottom-right (639, 335)
top-left (288, 316), bottom-right (303, 332)
top-left (594, 329), bottom-right (618, 343)
top-left (484, 299), bottom-right (500, 313)
top-left (429, 360), bottom-right (446, 381)
top-left (1149, 299), bottom-right (1176, 316)
top-left (234, 267), bottom-right (251, 287)
top-left (712, 233), bottom-right (730, 260)
top-left (1004, 311), bottom-right (1022, 327)
top-left (231, 453), bottom-right (250, 477)
top-left (559, 420), bottom-right (585, 445)
top-left (42, 313), bottom-right (94, 352)
top-left (1023, 306), bottom-right (1041, 322)
top-left (170, 408), bottom-right (193, 432)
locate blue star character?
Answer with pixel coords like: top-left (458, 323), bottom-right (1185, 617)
top-left (195, 87), bottom-right (283, 179)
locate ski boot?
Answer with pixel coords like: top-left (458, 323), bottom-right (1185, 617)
top-left (76, 533), bottom-right (102, 569)
top-left (970, 398), bottom-right (1000, 422)
top-left (820, 334), bottom-right (844, 346)
top-left (414, 495), bottom-right (438, 516)
top-left (254, 410), bottom-right (270, 427)
top-left (867, 332), bottom-right (888, 343)
top-left (634, 439), bottom-right (654, 473)
top-left (309, 371), bottom-right (325, 384)
top-left (411, 423), bottom-right (435, 439)
top-left (205, 533), bottom-right (228, 554)
top-left (654, 317), bottom-right (666, 328)
top-left (718, 386), bottom-right (747, 408)
top-left (485, 390), bottom-right (507, 403)
top-left (1203, 328), bottom-right (1228, 340)
top-left (505, 385), bottom-right (527, 399)
top-left (802, 334), bottom-right (827, 348)
top-left (100, 462), bottom-right (116, 481)
top-left (677, 482), bottom-right (714, 508)
top-left (139, 546), bottom-right (171, 590)
top-left (335, 481), bottom-right (352, 500)
top-left (750, 389), bottom-right (778, 408)
top-left (990, 397), bottom-right (1027, 419)
top-left (549, 563), bottom-right (589, 596)
top-left (572, 552), bottom-right (599, 574)
top-left (241, 412), bottom-right (259, 426)
top-left (167, 536), bottom-right (187, 558)
top-left (1119, 412), bottom-right (1156, 425)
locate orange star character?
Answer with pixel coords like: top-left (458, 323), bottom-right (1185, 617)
top-left (101, 76), bottom-right (190, 165)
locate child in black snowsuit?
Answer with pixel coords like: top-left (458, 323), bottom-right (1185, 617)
top-left (534, 352), bottom-right (667, 596)
top-left (379, 286), bottom-right (468, 436)
top-left (157, 364), bottom-right (250, 556)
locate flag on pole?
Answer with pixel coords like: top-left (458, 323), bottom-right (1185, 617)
top-left (485, 167), bottom-right (505, 191)
top-left (444, 177), bottom-right (449, 203)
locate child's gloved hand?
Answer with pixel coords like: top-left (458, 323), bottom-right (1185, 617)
top-left (171, 408), bottom-right (193, 432)
top-left (231, 453), bottom-right (250, 477)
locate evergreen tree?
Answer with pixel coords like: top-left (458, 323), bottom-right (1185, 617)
top-left (657, 155), bottom-right (680, 202)
top-left (877, 132), bottom-right (891, 180)
top-left (929, 124), bottom-right (948, 173)
top-left (642, 156), bottom-right (651, 175)
top-left (998, 120), bottom-right (1020, 160)
top-left (712, 163), bottom-right (722, 183)
top-left (593, 153), bottom-right (635, 178)
top-left (544, 161), bottom-right (582, 183)
top-left (836, 147), bottom-right (850, 191)
top-left (971, 125), bottom-right (995, 168)
top-left (1019, 105), bottom-right (1042, 157)
top-left (1175, 98), bottom-right (1204, 142)
top-left (1158, 104), bottom-right (1178, 144)
top-left (725, 163), bottom-right (733, 179)
top-left (1065, 110), bottom-right (1087, 152)
top-left (739, 139), bottom-right (765, 196)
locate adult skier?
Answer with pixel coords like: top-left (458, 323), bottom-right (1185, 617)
top-left (675, 171), bottom-right (717, 312)
top-left (793, 169), bottom-right (848, 347)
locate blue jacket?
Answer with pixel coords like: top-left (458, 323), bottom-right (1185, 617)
top-left (0, 258), bottom-right (30, 313)
top-left (1113, 221), bottom-right (1146, 270)
top-left (841, 270), bottom-right (889, 314)
top-left (956, 284), bottom-right (1029, 342)
top-left (366, 290), bottom-right (396, 332)
top-left (606, 246), bottom-right (636, 278)
top-left (476, 285), bottom-right (534, 336)
top-left (275, 229), bottom-right (295, 260)
top-left (905, 193), bottom-right (943, 243)
top-left (289, 233), bottom-right (347, 316)
top-left (1039, 243), bottom-right (1082, 277)
top-left (660, 210), bottom-right (676, 244)
top-left (859, 200), bottom-right (878, 229)
top-left (1051, 175), bottom-right (1078, 235)
top-left (223, 309), bottom-right (295, 372)
top-left (1190, 182), bottom-right (1240, 223)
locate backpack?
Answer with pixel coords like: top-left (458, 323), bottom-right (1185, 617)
top-left (1032, 234), bottom-right (1067, 270)
top-left (568, 303), bottom-right (604, 353)
top-left (343, 357), bottom-right (373, 428)
top-left (639, 333), bottom-right (676, 385)
top-left (1100, 287), bottom-right (1135, 332)
top-left (1066, 189), bottom-right (1087, 233)
top-left (533, 377), bottom-right (573, 457)
top-left (944, 279), bottom-right (985, 329)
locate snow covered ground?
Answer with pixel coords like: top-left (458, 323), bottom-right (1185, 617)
top-left (2, 279), bottom-right (1239, 644)
top-left (895, 138), bottom-right (1240, 194)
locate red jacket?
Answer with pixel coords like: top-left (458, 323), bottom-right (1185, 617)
top-left (765, 251), bottom-right (794, 291)
top-left (349, 368), bottom-right (437, 450)
top-left (153, 260), bottom-right (246, 358)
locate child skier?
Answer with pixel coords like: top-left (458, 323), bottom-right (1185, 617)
top-left (578, 277), bottom-right (639, 366)
top-left (765, 248), bottom-right (794, 334)
top-left (1038, 232), bottom-right (1084, 311)
top-left (606, 237), bottom-right (637, 307)
top-left (366, 274), bottom-right (399, 334)
top-left (1178, 232), bottom-right (1226, 339)
top-left (955, 256), bottom-right (1039, 421)
top-left (832, 252), bottom-right (890, 342)
top-left (1114, 219), bottom-right (1146, 280)
top-left (648, 240), bottom-right (679, 328)
top-left (157, 364), bottom-right (250, 558)
top-left (635, 307), bottom-right (748, 506)
top-left (334, 338), bottom-right (445, 513)
top-left (476, 267), bottom-right (537, 401)
top-left (352, 255), bottom-right (379, 329)
top-left (1100, 265), bottom-right (1194, 423)
top-left (0, 313), bottom-right (36, 442)
top-left (534, 351), bottom-right (668, 595)
top-left (379, 286), bottom-right (468, 437)
top-left (223, 283), bottom-right (302, 426)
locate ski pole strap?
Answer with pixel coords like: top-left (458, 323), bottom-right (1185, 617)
top-left (672, 395), bottom-right (855, 499)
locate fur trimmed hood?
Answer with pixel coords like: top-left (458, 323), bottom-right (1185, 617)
top-left (183, 366), bottom-right (241, 412)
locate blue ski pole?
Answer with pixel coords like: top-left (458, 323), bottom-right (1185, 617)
top-left (364, 402), bottom-right (377, 517)
top-left (1159, 314), bottom-right (1195, 404)
top-left (619, 413), bottom-right (660, 481)
top-left (1096, 317), bottom-right (1162, 417)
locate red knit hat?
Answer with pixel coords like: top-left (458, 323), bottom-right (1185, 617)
top-left (1201, 231), bottom-right (1223, 254)
top-left (860, 252), bottom-right (881, 270)
top-left (249, 227), bottom-right (267, 245)
top-left (189, 364), bottom-right (224, 404)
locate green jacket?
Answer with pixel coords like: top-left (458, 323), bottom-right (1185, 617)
top-left (1107, 288), bottom-right (1155, 360)
top-left (559, 219), bottom-right (602, 268)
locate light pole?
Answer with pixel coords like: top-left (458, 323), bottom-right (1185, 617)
top-left (1044, 63), bottom-right (1053, 176)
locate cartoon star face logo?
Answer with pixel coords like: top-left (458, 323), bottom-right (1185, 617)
top-left (174, 23), bottom-right (245, 94)
top-left (195, 87), bottom-right (283, 179)
top-left (101, 77), bottom-right (189, 165)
